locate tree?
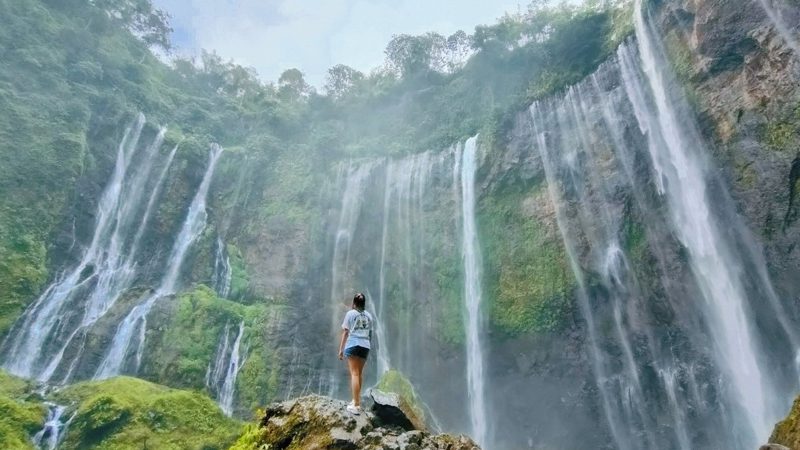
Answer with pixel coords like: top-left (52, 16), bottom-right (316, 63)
top-left (324, 65), bottom-right (364, 99)
top-left (278, 68), bottom-right (312, 101)
top-left (90, 0), bottom-right (173, 51)
top-left (442, 31), bottom-right (473, 73)
top-left (384, 33), bottom-right (446, 77)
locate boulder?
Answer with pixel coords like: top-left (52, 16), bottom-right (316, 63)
top-left (767, 395), bottom-right (800, 449)
top-left (232, 395), bottom-right (480, 450)
top-left (369, 388), bottom-right (427, 432)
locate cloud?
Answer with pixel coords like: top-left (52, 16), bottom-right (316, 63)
top-left (153, 0), bottom-right (524, 87)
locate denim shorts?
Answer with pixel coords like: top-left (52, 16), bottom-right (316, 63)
top-left (344, 345), bottom-right (369, 359)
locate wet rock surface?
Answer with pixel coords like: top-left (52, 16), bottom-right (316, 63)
top-left (767, 395), bottom-right (800, 450)
top-left (244, 395), bottom-right (479, 450)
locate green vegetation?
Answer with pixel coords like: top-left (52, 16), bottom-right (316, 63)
top-left (769, 394), bottom-right (800, 448)
top-left (141, 285), bottom-right (282, 413)
top-left (480, 184), bottom-right (575, 337)
top-left (0, 371), bottom-right (45, 450)
top-left (52, 377), bottom-right (242, 450)
top-left (376, 370), bottom-right (426, 422)
top-left (760, 104), bottom-right (800, 152)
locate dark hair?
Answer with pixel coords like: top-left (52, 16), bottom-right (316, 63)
top-left (353, 292), bottom-right (366, 311)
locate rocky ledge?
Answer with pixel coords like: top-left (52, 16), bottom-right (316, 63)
top-left (231, 392), bottom-right (480, 450)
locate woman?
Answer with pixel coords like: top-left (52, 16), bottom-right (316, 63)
top-left (338, 292), bottom-right (373, 415)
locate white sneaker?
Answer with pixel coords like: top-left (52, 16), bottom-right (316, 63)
top-left (346, 402), bottom-right (360, 415)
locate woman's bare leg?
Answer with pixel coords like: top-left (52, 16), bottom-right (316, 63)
top-left (347, 356), bottom-right (367, 406)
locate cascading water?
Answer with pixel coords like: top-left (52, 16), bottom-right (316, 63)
top-left (630, 0), bottom-right (790, 440)
top-left (459, 136), bottom-right (488, 449)
top-left (32, 403), bottom-right (67, 450)
top-left (1, 115), bottom-right (179, 382)
top-left (311, 147), bottom-right (477, 434)
top-left (220, 321), bottom-right (247, 416)
top-left (213, 236), bottom-right (233, 298)
top-left (94, 144), bottom-right (224, 379)
top-left (207, 321), bottom-right (247, 416)
top-left (521, 2), bottom-right (799, 447)
top-left (207, 323), bottom-right (232, 391)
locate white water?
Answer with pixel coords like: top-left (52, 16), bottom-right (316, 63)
top-left (206, 323), bottom-right (232, 390)
top-left (46, 141), bottom-right (179, 384)
top-left (460, 136), bottom-right (488, 449)
top-left (755, 0), bottom-right (800, 55)
top-left (94, 144), bottom-right (224, 379)
top-left (625, 0), bottom-right (778, 442)
top-left (531, 105), bottom-right (633, 449)
top-left (1, 115), bottom-right (181, 382)
top-left (219, 321), bottom-right (247, 416)
top-left (33, 403), bottom-right (66, 450)
top-left (213, 236), bottom-right (232, 298)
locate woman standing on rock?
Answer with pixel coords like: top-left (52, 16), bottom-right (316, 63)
top-left (338, 292), bottom-right (373, 415)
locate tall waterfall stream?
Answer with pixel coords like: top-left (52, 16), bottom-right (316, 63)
top-left (2, 1), bottom-right (799, 448)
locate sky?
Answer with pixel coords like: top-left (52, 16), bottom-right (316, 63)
top-left (151, 0), bottom-right (528, 87)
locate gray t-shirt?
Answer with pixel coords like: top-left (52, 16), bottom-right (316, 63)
top-left (342, 309), bottom-right (372, 349)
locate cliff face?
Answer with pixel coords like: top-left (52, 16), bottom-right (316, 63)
top-left (771, 395), bottom-right (800, 449)
top-left (2, 0), bottom-right (800, 449)
top-left (653, 0), bottom-right (800, 297)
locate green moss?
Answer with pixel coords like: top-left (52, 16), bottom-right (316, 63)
top-left (375, 370), bottom-right (425, 421)
top-left (770, 395), bottom-right (800, 448)
top-left (141, 285), bottom-right (281, 414)
top-left (227, 423), bottom-right (267, 450)
top-left (226, 244), bottom-right (250, 300)
top-left (764, 121), bottom-right (797, 152)
top-left (734, 158), bottom-right (758, 189)
top-left (663, 30), bottom-right (694, 83)
top-left (480, 185), bottom-right (575, 337)
top-left (52, 377), bottom-right (243, 450)
top-left (0, 371), bottom-right (46, 450)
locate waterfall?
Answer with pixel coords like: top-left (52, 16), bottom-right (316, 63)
top-left (631, 0), bottom-right (785, 440)
top-left (318, 148), bottom-right (466, 420)
top-left (94, 144), bottom-right (224, 379)
top-left (212, 236), bottom-right (232, 298)
top-left (532, 103), bottom-right (639, 449)
top-left (219, 321), bottom-right (247, 416)
top-left (1, 115), bottom-right (179, 382)
top-left (755, 0), bottom-right (800, 55)
top-left (460, 136), bottom-right (487, 449)
top-left (206, 323), bottom-right (232, 391)
top-left (32, 403), bottom-right (67, 450)
top-left (520, 2), bottom-right (799, 446)
top-left (206, 321), bottom-right (247, 416)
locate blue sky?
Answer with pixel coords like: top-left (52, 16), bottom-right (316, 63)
top-left (152, 0), bottom-right (528, 87)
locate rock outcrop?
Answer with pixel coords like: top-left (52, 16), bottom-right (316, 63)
top-left (231, 394), bottom-right (479, 450)
top-left (766, 396), bottom-right (800, 449)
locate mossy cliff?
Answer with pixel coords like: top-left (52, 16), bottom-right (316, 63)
top-left (0, 371), bottom-right (244, 449)
top-left (1, 0), bottom-right (800, 448)
top-left (768, 396), bottom-right (800, 449)
top-left (0, 372), bottom-right (46, 450)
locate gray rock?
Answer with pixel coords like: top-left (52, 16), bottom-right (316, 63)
top-left (250, 395), bottom-right (479, 450)
top-left (370, 389), bottom-right (427, 432)
top-left (760, 444), bottom-right (790, 450)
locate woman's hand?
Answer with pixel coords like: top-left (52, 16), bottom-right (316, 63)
top-left (338, 350), bottom-right (344, 360)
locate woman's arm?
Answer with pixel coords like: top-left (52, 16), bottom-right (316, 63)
top-left (338, 329), bottom-right (349, 360)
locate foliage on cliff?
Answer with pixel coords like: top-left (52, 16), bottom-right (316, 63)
top-left (141, 285), bottom-right (283, 414)
top-left (52, 376), bottom-right (242, 449)
top-left (0, 371), bottom-right (45, 450)
top-left (480, 183), bottom-right (575, 336)
top-left (769, 396), bottom-right (800, 449)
